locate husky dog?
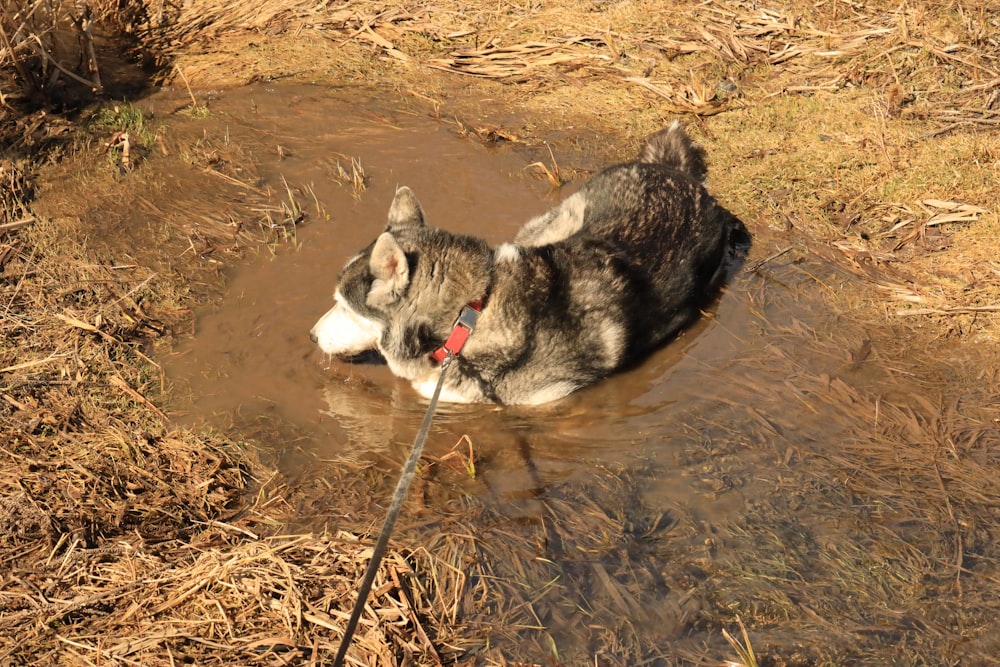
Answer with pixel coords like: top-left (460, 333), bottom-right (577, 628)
top-left (311, 121), bottom-right (746, 404)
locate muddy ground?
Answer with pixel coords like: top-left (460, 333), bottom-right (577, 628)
top-left (2, 1), bottom-right (1000, 666)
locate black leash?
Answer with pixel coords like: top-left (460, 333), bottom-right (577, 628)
top-left (331, 355), bottom-right (455, 667)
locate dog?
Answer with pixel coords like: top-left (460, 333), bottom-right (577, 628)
top-left (310, 121), bottom-right (747, 404)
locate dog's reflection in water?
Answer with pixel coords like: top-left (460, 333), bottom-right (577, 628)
top-left (318, 373), bottom-right (547, 516)
top-left (318, 371), bottom-right (398, 456)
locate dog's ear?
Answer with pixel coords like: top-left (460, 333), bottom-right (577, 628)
top-left (386, 186), bottom-right (426, 231)
top-left (367, 232), bottom-right (409, 306)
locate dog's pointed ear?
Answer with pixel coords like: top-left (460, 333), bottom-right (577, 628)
top-left (367, 232), bottom-right (409, 306)
top-left (386, 186), bottom-right (425, 231)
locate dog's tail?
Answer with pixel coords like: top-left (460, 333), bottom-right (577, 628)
top-left (637, 120), bottom-right (707, 182)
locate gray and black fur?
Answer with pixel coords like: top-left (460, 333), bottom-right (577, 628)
top-left (311, 122), bottom-right (749, 404)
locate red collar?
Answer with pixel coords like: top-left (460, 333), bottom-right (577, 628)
top-left (430, 301), bottom-right (483, 364)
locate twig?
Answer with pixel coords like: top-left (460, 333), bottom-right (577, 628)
top-left (0, 20), bottom-right (36, 93)
top-left (743, 246), bottom-right (793, 273)
top-left (109, 375), bottom-right (168, 421)
top-left (73, 8), bottom-right (102, 92)
top-left (897, 305), bottom-right (1000, 316)
top-left (55, 311), bottom-right (161, 370)
top-left (0, 218), bottom-right (34, 232)
top-left (0, 353), bottom-right (68, 374)
top-left (26, 34), bottom-right (101, 91)
top-left (2, 244), bottom-right (36, 320)
top-left (933, 462), bottom-right (963, 598)
top-left (175, 65), bottom-right (199, 108)
top-left (388, 563), bottom-right (444, 666)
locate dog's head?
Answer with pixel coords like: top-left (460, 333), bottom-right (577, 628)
top-left (310, 186), bottom-right (425, 360)
top-left (310, 187), bottom-right (490, 368)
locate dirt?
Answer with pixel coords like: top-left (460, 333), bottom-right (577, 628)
top-left (4, 1), bottom-right (1000, 666)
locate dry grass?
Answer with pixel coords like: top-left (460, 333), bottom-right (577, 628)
top-left (123, 0), bottom-right (999, 323)
top-left (0, 430), bottom-right (473, 665)
top-left (3, 0), bottom-right (1000, 665)
top-left (0, 103), bottom-right (460, 666)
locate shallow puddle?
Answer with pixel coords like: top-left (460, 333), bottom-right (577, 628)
top-left (159, 85), bottom-right (816, 505)
top-left (154, 84), bottom-right (947, 661)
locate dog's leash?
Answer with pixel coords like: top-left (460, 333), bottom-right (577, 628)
top-left (332, 304), bottom-right (480, 667)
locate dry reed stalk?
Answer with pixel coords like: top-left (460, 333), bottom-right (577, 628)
top-left (429, 39), bottom-right (610, 79)
top-left (0, 518), bottom-right (473, 665)
top-left (660, 315), bottom-right (1000, 661)
top-left (638, 0), bottom-right (893, 70)
top-left (0, 159), bottom-right (33, 225)
top-left (525, 143), bottom-right (564, 187)
top-left (0, 0), bottom-right (104, 97)
top-left (722, 616), bottom-right (759, 667)
top-left (329, 153), bottom-right (368, 196)
top-left (0, 140), bottom-right (478, 661)
top-left (625, 76), bottom-right (729, 116)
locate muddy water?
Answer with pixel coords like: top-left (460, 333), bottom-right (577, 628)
top-left (157, 84), bottom-right (871, 658)
top-left (157, 85), bottom-right (861, 511)
top-left (160, 86), bottom-right (801, 502)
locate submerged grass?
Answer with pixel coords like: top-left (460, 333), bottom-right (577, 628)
top-left (2, 0), bottom-right (1000, 665)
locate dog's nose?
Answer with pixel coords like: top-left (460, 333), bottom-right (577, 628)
top-left (309, 331), bottom-right (318, 344)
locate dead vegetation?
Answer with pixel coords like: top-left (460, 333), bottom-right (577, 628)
top-left (0, 104), bottom-right (461, 664)
top-left (2, 0), bottom-right (1000, 665)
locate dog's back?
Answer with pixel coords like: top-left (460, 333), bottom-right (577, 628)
top-left (525, 123), bottom-right (742, 360)
top-left (562, 124), bottom-right (736, 349)
top-left (515, 122), bottom-right (719, 253)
